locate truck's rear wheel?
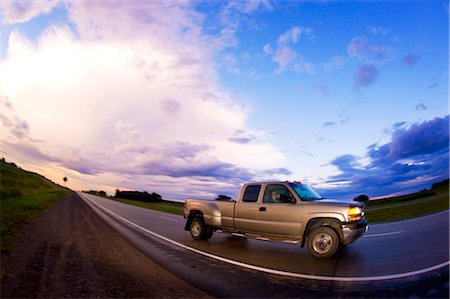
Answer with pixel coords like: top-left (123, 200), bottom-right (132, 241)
top-left (190, 217), bottom-right (213, 240)
top-left (308, 227), bottom-right (339, 258)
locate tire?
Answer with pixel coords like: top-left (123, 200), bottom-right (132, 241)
top-left (190, 217), bottom-right (210, 240)
top-left (205, 226), bottom-right (214, 240)
top-left (307, 227), bottom-right (339, 258)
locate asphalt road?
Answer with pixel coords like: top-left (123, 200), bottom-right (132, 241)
top-left (78, 192), bottom-right (449, 297)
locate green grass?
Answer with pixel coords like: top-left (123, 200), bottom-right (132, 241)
top-left (0, 159), bottom-right (69, 258)
top-left (365, 187), bottom-right (449, 223)
top-left (112, 197), bottom-right (184, 215)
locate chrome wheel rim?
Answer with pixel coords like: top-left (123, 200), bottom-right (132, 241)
top-left (191, 221), bottom-right (201, 237)
top-left (312, 233), bottom-right (333, 254)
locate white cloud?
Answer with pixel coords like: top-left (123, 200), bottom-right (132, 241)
top-left (274, 45), bottom-right (297, 71)
top-left (266, 26), bottom-right (315, 73)
top-left (0, 2), bottom-right (288, 199)
top-left (262, 43), bottom-right (273, 54)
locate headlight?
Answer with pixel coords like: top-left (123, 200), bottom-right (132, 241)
top-left (348, 207), bottom-right (363, 221)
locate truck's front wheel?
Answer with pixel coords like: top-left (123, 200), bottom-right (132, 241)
top-left (190, 217), bottom-right (213, 240)
top-left (308, 227), bottom-right (339, 258)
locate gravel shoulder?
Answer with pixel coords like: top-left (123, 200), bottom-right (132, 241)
top-left (1, 191), bottom-right (211, 298)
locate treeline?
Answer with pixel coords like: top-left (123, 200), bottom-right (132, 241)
top-left (115, 190), bottom-right (162, 203)
top-left (354, 178), bottom-right (449, 203)
top-left (432, 179), bottom-right (449, 189)
top-left (83, 190), bottom-right (108, 197)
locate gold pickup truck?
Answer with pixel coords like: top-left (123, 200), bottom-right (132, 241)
top-left (183, 181), bottom-right (368, 258)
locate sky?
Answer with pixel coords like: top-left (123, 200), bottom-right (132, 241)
top-left (0, 0), bottom-right (448, 200)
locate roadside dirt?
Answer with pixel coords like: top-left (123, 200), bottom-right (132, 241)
top-left (1, 192), bottom-right (211, 298)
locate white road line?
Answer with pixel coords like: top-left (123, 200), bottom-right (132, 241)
top-left (363, 231), bottom-right (405, 238)
top-left (79, 193), bottom-right (449, 282)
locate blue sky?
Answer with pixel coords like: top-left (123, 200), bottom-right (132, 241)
top-left (0, 1), bottom-right (448, 200)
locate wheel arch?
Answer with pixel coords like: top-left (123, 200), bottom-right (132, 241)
top-left (301, 217), bottom-right (343, 248)
top-left (184, 210), bottom-right (204, 231)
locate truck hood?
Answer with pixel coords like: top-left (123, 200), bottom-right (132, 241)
top-left (311, 199), bottom-right (365, 208)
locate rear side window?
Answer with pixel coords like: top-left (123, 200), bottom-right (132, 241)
top-left (242, 185), bottom-right (261, 202)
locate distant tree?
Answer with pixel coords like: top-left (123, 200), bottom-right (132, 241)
top-left (215, 195), bottom-right (232, 201)
top-left (432, 179), bottom-right (449, 189)
top-left (115, 190), bottom-right (162, 203)
top-left (354, 194), bottom-right (369, 202)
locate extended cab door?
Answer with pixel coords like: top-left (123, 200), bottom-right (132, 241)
top-left (233, 184), bottom-right (262, 232)
top-left (256, 184), bottom-right (303, 237)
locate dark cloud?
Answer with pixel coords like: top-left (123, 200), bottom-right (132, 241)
top-left (330, 154), bottom-right (360, 172)
top-left (319, 116), bottom-right (449, 199)
top-left (322, 121), bottom-right (336, 129)
top-left (142, 159), bottom-right (253, 181)
top-left (415, 103), bottom-right (427, 111)
top-left (402, 54), bottom-right (420, 67)
top-left (138, 142), bottom-right (253, 181)
top-left (388, 116), bottom-right (448, 160)
top-left (353, 64), bottom-right (378, 88)
top-left (62, 159), bottom-right (103, 175)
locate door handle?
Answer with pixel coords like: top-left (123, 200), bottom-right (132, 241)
top-left (259, 207), bottom-right (267, 212)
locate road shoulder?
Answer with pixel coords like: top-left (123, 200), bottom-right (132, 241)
top-left (1, 191), bottom-right (211, 298)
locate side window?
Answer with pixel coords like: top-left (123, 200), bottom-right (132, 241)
top-left (242, 185), bottom-right (261, 203)
top-left (263, 184), bottom-right (295, 203)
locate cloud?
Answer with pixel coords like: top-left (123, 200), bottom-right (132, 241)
top-left (319, 116), bottom-right (449, 198)
top-left (266, 26), bottom-right (315, 73)
top-left (0, 2), bottom-right (289, 199)
top-left (322, 121), bottom-right (336, 129)
top-left (274, 45), bottom-right (297, 70)
top-left (402, 54), bottom-right (421, 67)
top-left (215, 0), bottom-right (274, 49)
top-left (277, 26), bottom-right (306, 44)
top-left (347, 36), bottom-right (387, 60)
top-left (314, 83), bottom-right (331, 97)
top-left (0, 96), bottom-right (29, 139)
top-left (415, 103), bottom-right (427, 111)
top-left (0, 0), bottom-right (58, 24)
top-left (367, 26), bottom-right (391, 36)
top-left (353, 64), bottom-right (379, 89)
top-left (262, 43), bottom-right (273, 54)
top-left (323, 55), bottom-right (345, 72)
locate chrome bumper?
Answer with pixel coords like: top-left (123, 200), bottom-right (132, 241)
top-left (342, 219), bottom-right (368, 245)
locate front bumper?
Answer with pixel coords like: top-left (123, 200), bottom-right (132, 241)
top-left (342, 218), bottom-right (368, 245)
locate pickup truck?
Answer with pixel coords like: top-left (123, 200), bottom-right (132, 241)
top-left (183, 181), bottom-right (368, 258)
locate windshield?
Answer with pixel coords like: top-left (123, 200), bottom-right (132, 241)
top-left (289, 183), bottom-right (323, 201)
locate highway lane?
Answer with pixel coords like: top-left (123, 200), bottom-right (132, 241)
top-left (78, 192), bottom-right (449, 281)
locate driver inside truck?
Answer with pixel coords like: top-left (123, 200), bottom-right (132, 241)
top-left (271, 191), bottom-right (280, 202)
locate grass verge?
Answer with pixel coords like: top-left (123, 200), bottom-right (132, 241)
top-left (1, 159), bottom-right (69, 264)
top-left (365, 188), bottom-right (449, 224)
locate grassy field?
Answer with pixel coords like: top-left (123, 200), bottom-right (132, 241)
top-left (0, 159), bottom-right (69, 258)
top-left (365, 185), bottom-right (449, 223)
